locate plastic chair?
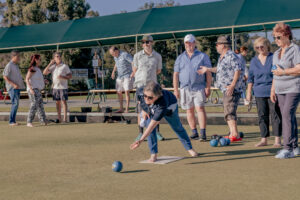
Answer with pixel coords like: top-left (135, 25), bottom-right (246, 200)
top-left (85, 78), bottom-right (106, 103)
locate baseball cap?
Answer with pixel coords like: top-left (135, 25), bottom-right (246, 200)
top-left (184, 34), bottom-right (196, 43)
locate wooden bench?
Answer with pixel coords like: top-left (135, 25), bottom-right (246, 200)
top-left (2, 90), bottom-right (49, 104)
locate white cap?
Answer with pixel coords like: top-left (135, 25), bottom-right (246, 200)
top-left (184, 34), bottom-right (196, 43)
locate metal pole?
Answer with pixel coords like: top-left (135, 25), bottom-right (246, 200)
top-left (172, 33), bottom-right (178, 57)
top-left (135, 35), bottom-right (138, 54)
top-left (231, 27), bottom-right (235, 51)
top-left (100, 47), bottom-right (105, 90)
top-left (263, 25), bottom-right (268, 38)
top-left (56, 44), bottom-right (59, 52)
top-left (96, 41), bottom-right (105, 90)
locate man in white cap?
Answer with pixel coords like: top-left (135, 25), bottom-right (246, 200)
top-left (198, 35), bottom-right (244, 142)
top-left (131, 34), bottom-right (165, 141)
top-left (173, 34), bottom-right (212, 141)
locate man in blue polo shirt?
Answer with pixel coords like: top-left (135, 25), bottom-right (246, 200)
top-left (173, 34), bottom-right (212, 141)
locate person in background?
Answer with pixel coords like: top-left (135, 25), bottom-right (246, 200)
top-left (26, 54), bottom-right (47, 127)
top-left (132, 34), bottom-right (165, 141)
top-left (246, 37), bottom-right (282, 147)
top-left (236, 46), bottom-right (249, 105)
top-left (173, 34), bottom-right (212, 142)
top-left (271, 22), bottom-right (300, 159)
top-left (3, 50), bottom-right (25, 126)
top-left (110, 46), bottom-right (133, 113)
top-left (130, 81), bottom-right (198, 162)
top-left (198, 36), bottom-right (244, 142)
top-left (43, 52), bottom-right (72, 123)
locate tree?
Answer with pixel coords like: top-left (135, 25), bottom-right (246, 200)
top-left (86, 10), bottom-right (99, 17)
top-left (139, 0), bottom-right (179, 10)
top-left (0, 0), bottom-right (99, 91)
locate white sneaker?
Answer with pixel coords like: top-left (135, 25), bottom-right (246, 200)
top-left (293, 147), bottom-right (300, 156)
top-left (275, 149), bottom-right (295, 159)
top-left (27, 123), bottom-right (33, 127)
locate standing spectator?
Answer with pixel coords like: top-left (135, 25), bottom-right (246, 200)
top-left (92, 51), bottom-right (101, 87)
top-left (3, 50), bottom-right (25, 126)
top-left (236, 46), bottom-right (249, 105)
top-left (173, 34), bottom-right (212, 141)
top-left (271, 23), bottom-right (300, 159)
top-left (25, 54), bottom-right (47, 127)
top-left (198, 36), bottom-right (244, 142)
top-left (132, 34), bottom-right (164, 141)
top-left (43, 52), bottom-right (72, 123)
top-left (110, 46), bottom-right (133, 113)
top-left (246, 37), bottom-right (282, 147)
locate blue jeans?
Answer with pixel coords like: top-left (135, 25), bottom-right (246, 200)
top-left (8, 89), bottom-right (20, 124)
top-left (146, 107), bottom-right (192, 154)
top-left (241, 90), bottom-right (246, 99)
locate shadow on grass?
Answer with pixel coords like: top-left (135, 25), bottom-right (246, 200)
top-left (121, 169), bottom-right (149, 174)
top-left (187, 148), bottom-right (280, 165)
top-left (188, 154), bottom-right (275, 165)
top-left (164, 137), bottom-right (178, 141)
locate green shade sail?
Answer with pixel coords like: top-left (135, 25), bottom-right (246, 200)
top-left (0, 0), bottom-right (299, 52)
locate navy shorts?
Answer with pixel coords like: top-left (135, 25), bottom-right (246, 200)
top-left (52, 89), bottom-right (68, 101)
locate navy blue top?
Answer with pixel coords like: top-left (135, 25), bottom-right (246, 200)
top-left (137, 87), bottom-right (177, 121)
top-left (248, 53), bottom-right (273, 97)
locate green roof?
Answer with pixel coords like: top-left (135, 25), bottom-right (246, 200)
top-left (0, 0), bottom-right (299, 52)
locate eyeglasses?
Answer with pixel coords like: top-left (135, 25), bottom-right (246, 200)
top-left (255, 46), bottom-right (265, 50)
top-left (143, 94), bottom-right (154, 100)
top-left (143, 41), bottom-right (151, 44)
top-left (273, 36), bottom-right (282, 40)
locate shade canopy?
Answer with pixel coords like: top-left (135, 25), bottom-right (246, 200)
top-left (0, 0), bottom-right (299, 52)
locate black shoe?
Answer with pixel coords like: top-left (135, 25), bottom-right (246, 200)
top-left (190, 133), bottom-right (199, 140)
top-left (199, 134), bottom-right (207, 142)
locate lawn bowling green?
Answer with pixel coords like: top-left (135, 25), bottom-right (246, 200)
top-left (0, 122), bottom-right (299, 200)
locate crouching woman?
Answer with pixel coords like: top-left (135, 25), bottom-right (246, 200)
top-left (130, 81), bottom-right (198, 162)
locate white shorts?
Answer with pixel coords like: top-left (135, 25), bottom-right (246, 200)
top-left (180, 88), bottom-right (206, 110)
top-left (116, 77), bottom-right (133, 92)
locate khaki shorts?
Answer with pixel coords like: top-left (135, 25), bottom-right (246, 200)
top-left (180, 88), bottom-right (206, 110)
top-left (116, 77), bottom-right (133, 92)
top-left (223, 92), bottom-right (241, 121)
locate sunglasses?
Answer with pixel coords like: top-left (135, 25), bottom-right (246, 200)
top-left (273, 36), bottom-right (282, 40)
top-left (255, 46), bottom-right (265, 50)
top-left (215, 43), bottom-right (226, 46)
top-left (143, 41), bottom-right (151, 44)
top-left (143, 94), bottom-right (154, 100)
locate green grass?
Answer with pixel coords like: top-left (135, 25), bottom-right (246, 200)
top-left (0, 122), bottom-right (299, 200)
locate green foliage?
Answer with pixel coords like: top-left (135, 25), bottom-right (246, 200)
top-left (0, 0), bottom-right (99, 91)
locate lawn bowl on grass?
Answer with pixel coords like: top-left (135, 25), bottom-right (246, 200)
top-left (112, 161), bottom-right (123, 172)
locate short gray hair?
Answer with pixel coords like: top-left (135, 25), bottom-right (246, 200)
top-left (11, 50), bottom-right (19, 57)
top-left (144, 81), bottom-right (163, 98)
top-left (53, 52), bottom-right (61, 58)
